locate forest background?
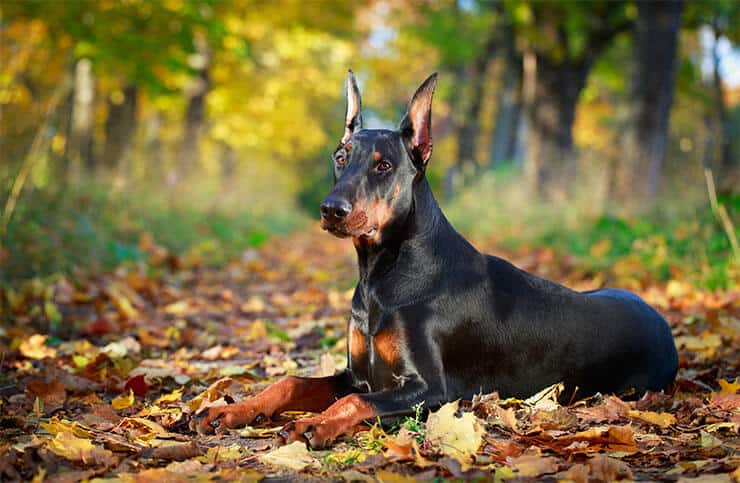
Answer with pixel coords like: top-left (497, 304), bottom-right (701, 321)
top-left (1, 0), bottom-right (738, 290)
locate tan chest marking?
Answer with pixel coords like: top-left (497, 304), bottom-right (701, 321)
top-left (373, 325), bottom-right (404, 367)
top-left (349, 325), bottom-right (367, 361)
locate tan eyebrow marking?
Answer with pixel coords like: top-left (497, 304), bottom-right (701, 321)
top-left (373, 151), bottom-right (382, 161)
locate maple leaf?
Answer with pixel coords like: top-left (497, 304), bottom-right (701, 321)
top-left (258, 441), bottom-right (317, 471)
top-left (45, 431), bottom-right (115, 466)
top-left (425, 400), bottom-right (484, 464)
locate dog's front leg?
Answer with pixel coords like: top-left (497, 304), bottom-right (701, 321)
top-left (196, 370), bottom-right (355, 434)
top-left (281, 379), bottom-right (441, 448)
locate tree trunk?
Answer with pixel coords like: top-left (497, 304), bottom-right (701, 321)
top-left (445, 39), bottom-right (497, 198)
top-left (102, 84), bottom-right (138, 176)
top-left (70, 58), bottom-right (96, 176)
top-left (524, 53), bottom-right (590, 201)
top-left (489, 46), bottom-right (522, 166)
top-left (616, 0), bottom-right (683, 205)
top-left (178, 36), bottom-right (211, 180)
top-left (709, 22), bottom-right (739, 195)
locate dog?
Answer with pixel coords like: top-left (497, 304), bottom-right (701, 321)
top-left (197, 71), bottom-right (678, 448)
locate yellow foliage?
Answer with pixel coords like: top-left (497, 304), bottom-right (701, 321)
top-left (45, 431), bottom-right (115, 466)
top-left (112, 389), bottom-right (135, 410)
top-left (425, 400), bottom-right (484, 464)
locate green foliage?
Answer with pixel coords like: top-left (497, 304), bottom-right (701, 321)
top-left (0, 182), bottom-right (302, 284)
top-left (445, 168), bottom-right (738, 290)
top-left (2, 0), bottom-right (226, 94)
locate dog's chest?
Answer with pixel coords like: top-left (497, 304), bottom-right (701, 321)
top-left (347, 305), bottom-right (406, 392)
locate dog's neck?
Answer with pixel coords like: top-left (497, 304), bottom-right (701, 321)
top-left (353, 177), bottom-right (473, 285)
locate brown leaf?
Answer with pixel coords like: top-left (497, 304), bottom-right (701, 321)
top-left (506, 455), bottom-right (559, 478)
top-left (588, 455), bottom-right (633, 481)
top-left (26, 379), bottom-right (66, 413)
top-left (556, 425), bottom-right (638, 452)
top-left (575, 396), bottom-right (630, 424)
top-left (143, 441), bottom-right (203, 461)
top-left (710, 394), bottom-right (740, 411)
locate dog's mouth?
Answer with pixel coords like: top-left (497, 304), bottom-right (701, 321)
top-left (321, 221), bottom-right (377, 239)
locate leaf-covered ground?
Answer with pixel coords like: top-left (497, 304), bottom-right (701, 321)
top-left (1, 227), bottom-right (738, 482)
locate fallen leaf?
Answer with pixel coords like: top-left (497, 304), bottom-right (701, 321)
top-left (575, 396), bottom-right (630, 423)
top-left (375, 470), bottom-right (417, 483)
top-left (717, 378), bottom-right (740, 395)
top-left (40, 418), bottom-right (93, 438)
top-left (710, 393), bottom-right (740, 411)
top-left (259, 441), bottom-right (316, 471)
top-left (699, 430), bottom-right (723, 449)
top-left (112, 389), bottom-right (135, 410)
top-left (507, 455), bottom-right (559, 478)
top-left (45, 431), bottom-right (115, 466)
top-left (19, 334), bottom-right (56, 360)
top-left (125, 375), bottom-right (149, 397)
top-left (525, 382), bottom-right (563, 411)
top-left (154, 388), bottom-right (184, 406)
top-left (26, 379), bottom-right (66, 413)
top-left (588, 455), bottom-right (633, 481)
top-left (143, 441), bottom-right (202, 461)
top-left (199, 444), bottom-right (245, 464)
top-left (426, 400), bottom-right (484, 463)
top-left (628, 409), bottom-right (676, 428)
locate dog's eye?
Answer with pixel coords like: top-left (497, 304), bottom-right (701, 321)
top-left (377, 160), bottom-right (392, 172)
top-left (334, 154), bottom-right (346, 167)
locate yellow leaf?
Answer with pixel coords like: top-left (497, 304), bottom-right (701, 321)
top-left (525, 382), bottom-right (564, 411)
top-left (19, 334), bottom-right (56, 360)
top-left (700, 430), bottom-right (723, 449)
top-left (112, 389), bottom-right (135, 410)
top-left (40, 418), bottom-right (93, 438)
top-left (154, 388), bottom-right (184, 406)
top-left (199, 444), bottom-right (245, 464)
top-left (258, 441), bottom-right (316, 471)
top-left (426, 400), bottom-right (484, 463)
top-left (46, 431), bottom-right (115, 466)
top-left (628, 410), bottom-right (676, 428)
top-left (718, 378), bottom-right (740, 395)
top-left (375, 470), bottom-right (417, 483)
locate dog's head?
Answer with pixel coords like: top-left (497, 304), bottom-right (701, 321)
top-left (320, 70), bottom-right (437, 245)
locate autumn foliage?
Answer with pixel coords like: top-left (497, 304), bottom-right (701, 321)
top-left (1, 228), bottom-right (738, 481)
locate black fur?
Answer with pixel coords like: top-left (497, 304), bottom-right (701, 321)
top-left (319, 72), bottom-right (678, 418)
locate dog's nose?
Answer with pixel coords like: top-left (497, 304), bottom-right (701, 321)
top-left (320, 196), bottom-right (352, 223)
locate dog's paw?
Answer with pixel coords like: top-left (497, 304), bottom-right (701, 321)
top-left (279, 416), bottom-right (361, 449)
top-left (194, 403), bottom-right (263, 435)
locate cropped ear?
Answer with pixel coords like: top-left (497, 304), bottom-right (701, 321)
top-left (399, 73), bottom-right (437, 168)
top-left (341, 69), bottom-right (362, 144)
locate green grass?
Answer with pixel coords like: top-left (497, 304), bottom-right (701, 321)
top-left (0, 182), bottom-right (305, 284)
top-left (444, 166), bottom-right (739, 290)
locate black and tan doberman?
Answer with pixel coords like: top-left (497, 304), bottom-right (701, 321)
top-left (198, 71), bottom-right (678, 448)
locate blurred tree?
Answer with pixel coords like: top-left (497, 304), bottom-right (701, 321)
top-left (508, 0), bottom-right (633, 201)
top-left (178, 35), bottom-right (210, 181)
top-left (684, 0), bottom-right (740, 195)
top-left (404, 1), bottom-right (498, 197)
top-left (616, 1), bottom-right (684, 205)
top-left (102, 84), bottom-right (138, 175)
top-left (1, 0), bottom-right (224, 179)
top-left (488, 6), bottom-right (522, 167)
top-left (71, 59), bottom-right (96, 175)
